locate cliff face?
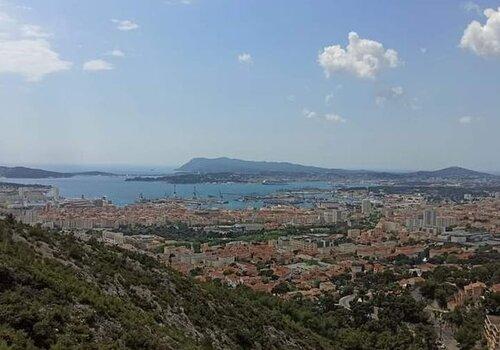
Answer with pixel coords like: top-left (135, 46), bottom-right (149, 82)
top-left (0, 218), bottom-right (330, 350)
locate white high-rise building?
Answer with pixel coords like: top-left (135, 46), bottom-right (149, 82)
top-left (49, 187), bottom-right (60, 200)
top-left (333, 209), bottom-right (343, 223)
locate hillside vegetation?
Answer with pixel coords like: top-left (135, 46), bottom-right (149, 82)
top-left (0, 218), bottom-right (435, 349)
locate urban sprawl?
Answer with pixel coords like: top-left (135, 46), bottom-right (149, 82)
top-left (1, 180), bottom-right (500, 349)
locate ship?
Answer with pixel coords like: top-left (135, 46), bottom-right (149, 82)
top-left (262, 179), bottom-right (288, 185)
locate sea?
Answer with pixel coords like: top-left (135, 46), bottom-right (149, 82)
top-left (5, 176), bottom-right (338, 209)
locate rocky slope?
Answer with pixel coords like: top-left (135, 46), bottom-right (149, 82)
top-left (0, 218), bottom-right (331, 349)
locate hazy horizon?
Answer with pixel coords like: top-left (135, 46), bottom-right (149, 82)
top-left (3, 158), bottom-right (500, 175)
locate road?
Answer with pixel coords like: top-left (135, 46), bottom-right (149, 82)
top-left (338, 294), bottom-right (356, 310)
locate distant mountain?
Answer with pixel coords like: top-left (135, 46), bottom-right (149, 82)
top-left (175, 158), bottom-right (495, 181)
top-left (0, 166), bottom-right (68, 179)
top-left (407, 166), bottom-right (495, 179)
top-left (0, 166), bottom-right (114, 179)
top-left (176, 157), bottom-right (332, 174)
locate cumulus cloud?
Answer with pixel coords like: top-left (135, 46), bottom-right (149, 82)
top-left (165, 0), bottom-right (193, 4)
top-left (375, 96), bottom-right (387, 107)
top-left (458, 116), bottom-right (479, 124)
top-left (83, 59), bottom-right (114, 71)
top-left (407, 97), bottom-right (421, 111)
top-left (375, 85), bottom-right (404, 107)
top-left (460, 7), bottom-right (500, 57)
top-left (324, 113), bottom-right (346, 123)
top-left (303, 108), bottom-right (346, 124)
top-left (107, 49), bottom-right (125, 57)
top-left (0, 39), bottom-right (71, 81)
top-left (237, 52), bottom-right (253, 64)
top-left (0, 10), bottom-right (71, 81)
top-left (112, 19), bottom-right (139, 31)
top-left (391, 86), bottom-right (404, 96)
top-left (318, 32), bottom-right (401, 79)
top-left (325, 93), bottom-right (334, 105)
top-left (462, 1), bottom-right (482, 15)
top-left (21, 24), bottom-right (51, 38)
top-left (15, 5), bottom-right (33, 11)
top-left (302, 108), bottom-right (317, 119)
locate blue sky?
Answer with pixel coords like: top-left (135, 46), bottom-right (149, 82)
top-left (0, 0), bottom-right (499, 171)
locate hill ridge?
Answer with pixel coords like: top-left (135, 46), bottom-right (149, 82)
top-left (176, 157), bottom-right (494, 178)
top-left (0, 166), bottom-right (114, 179)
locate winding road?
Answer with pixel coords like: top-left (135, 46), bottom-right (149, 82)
top-left (338, 294), bottom-right (356, 309)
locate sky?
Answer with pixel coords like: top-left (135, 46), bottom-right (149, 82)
top-left (0, 0), bottom-right (499, 172)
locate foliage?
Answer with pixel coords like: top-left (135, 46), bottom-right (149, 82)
top-left (445, 305), bottom-right (485, 350)
top-left (0, 219), bottom-right (439, 349)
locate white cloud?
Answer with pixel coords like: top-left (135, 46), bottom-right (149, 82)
top-left (459, 116), bottom-right (472, 124)
top-left (462, 1), bottom-right (482, 15)
top-left (107, 49), bottom-right (125, 57)
top-left (458, 116), bottom-right (479, 124)
top-left (237, 52), bottom-right (252, 64)
top-left (375, 96), bottom-right (387, 107)
top-left (325, 93), bottom-right (334, 105)
top-left (21, 24), bottom-right (51, 38)
top-left (324, 113), bottom-right (346, 123)
top-left (302, 108), bottom-right (317, 119)
top-left (303, 108), bottom-right (346, 124)
top-left (460, 7), bottom-right (500, 57)
top-left (0, 9), bottom-right (71, 82)
top-left (112, 19), bottom-right (139, 31)
top-left (165, 0), bottom-right (193, 4)
top-left (0, 39), bottom-right (71, 81)
top-left (318, 32), bottom-right (401, 79)
top-left (391, 86), bottom-right (404, 96)
top-left (420, 47), bottom-right (427, 54)
top-left (286, 94), bottom-right (295, 102)
top-left (375, 86), bottom-right (404, 107)
top-left (407, 97), bottom-right (421, 111)
top-left (83, 59), bottom-right (114, 71)
top-left (15, 5), bottom-right (33, 11)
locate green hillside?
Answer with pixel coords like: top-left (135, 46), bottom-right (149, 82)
top-left (0, 217), bottom-right (435, 349)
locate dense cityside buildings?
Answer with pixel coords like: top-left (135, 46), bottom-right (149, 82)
top-left (1, 181), bottom-right (500, 349)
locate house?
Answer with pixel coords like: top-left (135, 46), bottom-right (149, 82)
top-left (398, 277), bottom-right (425, 288)
top-left (447, 282), bottom-right (487, 310)
top-left (490, 284), bottom-right (500, 294)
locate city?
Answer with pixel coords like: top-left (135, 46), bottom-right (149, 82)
top-left (1, 171), bottom-right (499, 349)
top-left (1, 0), bottom-right (500, 349)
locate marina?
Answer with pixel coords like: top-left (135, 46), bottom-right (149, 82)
top-left (4, 175), bottom-right (367, 209)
